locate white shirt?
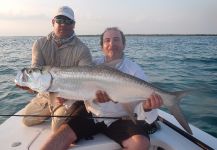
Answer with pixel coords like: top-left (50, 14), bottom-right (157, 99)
top-left (85, 56), bottom-right (158, 126)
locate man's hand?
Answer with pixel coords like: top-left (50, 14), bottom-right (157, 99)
top-left (95, 90), bottom-right (111, 103)
top-left (55, 97), bottom-right (66, 105)
top-left (143, 93), bottom-right (163, 112)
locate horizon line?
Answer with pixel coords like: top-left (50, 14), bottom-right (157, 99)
top-left (1, 34), bottom-right (217, 37)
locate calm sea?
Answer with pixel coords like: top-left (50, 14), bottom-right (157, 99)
top-left (0, 35), bottom-right (217, 138)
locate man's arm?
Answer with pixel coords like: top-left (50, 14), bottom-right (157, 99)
top-left (31, 40), bottom-right (45, 67)
top-left (77, 46), bottom-right (93, 66)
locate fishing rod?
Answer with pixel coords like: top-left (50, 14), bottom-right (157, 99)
top-left (157, 116), bottom-right (214, 150)
top-left (0, 114), bottom-right (133, 120)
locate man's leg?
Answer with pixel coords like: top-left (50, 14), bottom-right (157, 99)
top-left (122, 135), bottom-right (150, 150)
top-left (41, 102), bottom-right (97, 150)
top-left (41, 124), bottom-right (77, 150)
top-left (51, 104), bottom-right (73, 132)
top-left (104, 120), bottom-right (150, 150)
top-left (22, 94), bottom-right (50, 126)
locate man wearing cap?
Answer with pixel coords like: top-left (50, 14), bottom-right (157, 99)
top-left (22, 6), bottom-right (92, 131)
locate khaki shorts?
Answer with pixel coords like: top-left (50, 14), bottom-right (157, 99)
top-left (22, 93), bottom-right (74, 131)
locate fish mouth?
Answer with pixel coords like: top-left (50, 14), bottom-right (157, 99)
top-left (15, 84), bottom-right (32, 91)
top-left (14, 71), bottom-right (27, 87)
top-left (14, 70), bottom-right (37, 92)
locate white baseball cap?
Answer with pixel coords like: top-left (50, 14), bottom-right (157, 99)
top-left (54, 6), bottom-right (75, 21)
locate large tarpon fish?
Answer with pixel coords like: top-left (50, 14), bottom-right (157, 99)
top-left (15, 66), bottom-right (192, 134)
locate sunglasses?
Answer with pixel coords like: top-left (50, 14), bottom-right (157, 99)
top-left (55, 18), bottom-right (74, 25)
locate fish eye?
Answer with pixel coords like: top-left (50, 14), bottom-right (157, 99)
top-left (27, 69), bottom-right (32, 74)
top-left (21, 68), bottom-right (26, 73)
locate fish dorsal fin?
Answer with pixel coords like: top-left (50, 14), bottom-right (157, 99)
top-left (122, 103), bottom-right (137, 124)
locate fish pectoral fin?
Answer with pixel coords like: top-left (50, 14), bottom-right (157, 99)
top-left (168, 105), bottom-right (192, 134)
top-left (122, 103), bottom-right (137, 124)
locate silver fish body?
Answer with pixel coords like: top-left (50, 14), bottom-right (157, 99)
top-left (15, 66), bottom-right (192, 134)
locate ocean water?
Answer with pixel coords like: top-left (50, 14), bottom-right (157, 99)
top-left (0, 35), bottom-right (217, 138)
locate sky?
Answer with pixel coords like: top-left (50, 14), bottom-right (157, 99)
top-left (0, 0), bottom-right (217, 36)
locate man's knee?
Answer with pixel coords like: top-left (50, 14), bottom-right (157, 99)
top-left (122, 135), bottom-right (150, 150)
top-left (22, 116), bottom-right (47, 126)
top-left (51, 105), bottom-right (74, 132)
top-left (22, 97), bottom-right (50, 126)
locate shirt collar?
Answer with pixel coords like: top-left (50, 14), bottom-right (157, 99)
top-left (103, 55), bottom-right (125, 68)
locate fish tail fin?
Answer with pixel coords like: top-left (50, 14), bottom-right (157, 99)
top-left (168, 104), bottom-right (192, 134)
top-left (167, 90), bottom-right (192, 134)
top-left (172, 90), bottom-right (191, 102)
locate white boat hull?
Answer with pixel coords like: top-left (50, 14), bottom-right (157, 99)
top-left (0, 109), bottom-right (216, 150)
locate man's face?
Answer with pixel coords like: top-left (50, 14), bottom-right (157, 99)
top-left (102, 30), bottom-right (125, 61)
top-left (52, 16), bottom-right (75, 38)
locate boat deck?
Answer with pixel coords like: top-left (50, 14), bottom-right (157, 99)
top-left (0, 109), bottom-right (216, 150)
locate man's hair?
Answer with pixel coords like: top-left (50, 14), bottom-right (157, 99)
top-left (100, 27), bottom-right (126, 47)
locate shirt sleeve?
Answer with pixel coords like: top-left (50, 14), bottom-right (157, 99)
top-left (134, 103), bottom-right (158, 124)
top-left (31, 40), bottom-right (45, 67)
top-left (77, 46), bottom-right (93, 66)
top-left (133, 66), bottom-right (148, 81)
